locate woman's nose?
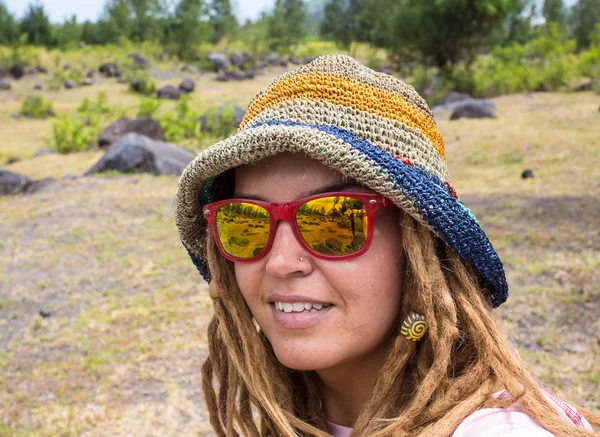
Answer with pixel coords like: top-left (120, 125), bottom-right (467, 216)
top-left (264, 220), bottom-right (312, 278)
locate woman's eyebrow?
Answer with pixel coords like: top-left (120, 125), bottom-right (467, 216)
top-left (234, 182), bottom-right (361, 201)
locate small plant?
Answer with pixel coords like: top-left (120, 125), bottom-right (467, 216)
top-left (137, 98), bottom-right (162, 118)
top-left (160, 96), bottom-right (200, 141)
top-left (128, 70), bottom-right (158, 96)
top-left (48, 68), bottom-right (84, 90)
top-left (20, 94), bottom-right (55, 119)
top-left (51, 116), bottom-right (95, 154)
top-left (50, 92), bottom-right (125, 154)
top-left (202, 104), bottom-right (238, 138)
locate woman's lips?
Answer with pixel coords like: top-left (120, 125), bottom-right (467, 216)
top-left (270, 303), bottom-right (333, 329)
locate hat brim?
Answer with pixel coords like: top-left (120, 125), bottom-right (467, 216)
top-left (176, 121), bottom-right (507, 307)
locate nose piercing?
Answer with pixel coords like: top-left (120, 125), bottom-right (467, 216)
top-left (299, 256), bottom-right (304, 262)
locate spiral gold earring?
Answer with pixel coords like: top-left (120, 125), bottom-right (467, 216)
top-left (401, 311), bottom-right (427, 341)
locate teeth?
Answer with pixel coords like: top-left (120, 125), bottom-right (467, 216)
top-left (274, 301), bottom-right (331, 313)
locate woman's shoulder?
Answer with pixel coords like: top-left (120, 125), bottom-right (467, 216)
top-left (451, 391), bottom-right (592, 437)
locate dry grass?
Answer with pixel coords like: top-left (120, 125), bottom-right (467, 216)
top-left (0, 64), bottom-right (599, 436)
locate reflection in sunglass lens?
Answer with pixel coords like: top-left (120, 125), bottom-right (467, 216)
top-left (216, 202), bottom-right (270, 259)
top-left (296, 196), bottom-right (368, 256)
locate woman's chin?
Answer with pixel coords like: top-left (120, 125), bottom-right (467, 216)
top-left (271, 341), bottom-right (341, 371)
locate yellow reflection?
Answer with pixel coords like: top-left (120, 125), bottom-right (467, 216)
top-left (216, 202), bottom-right (270, 258)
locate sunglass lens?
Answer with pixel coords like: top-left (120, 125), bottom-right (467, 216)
top-left (216, 202), bottom-right (270, 259)
top-left (296, 196), bottom-right (368, 256)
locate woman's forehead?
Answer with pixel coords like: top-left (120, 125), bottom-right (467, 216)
top-left (233, 153), bottom-right (369, 200)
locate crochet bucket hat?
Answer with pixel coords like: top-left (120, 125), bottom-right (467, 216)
top-left (175, 54), bottom-right (508, 308)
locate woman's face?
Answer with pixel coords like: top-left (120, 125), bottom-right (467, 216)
top-left (233, 152), bottom-right (405, 371)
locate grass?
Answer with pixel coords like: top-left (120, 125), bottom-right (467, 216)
top-left (1, 59), bottom-right (599, 435)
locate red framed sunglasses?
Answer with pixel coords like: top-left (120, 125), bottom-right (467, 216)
top-left (203, 192), bottom-right (392, 262)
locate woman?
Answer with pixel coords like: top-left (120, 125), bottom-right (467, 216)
top-left (175, 54), bottom-right (599, 436)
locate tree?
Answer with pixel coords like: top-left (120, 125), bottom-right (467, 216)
top-left (167, 0), bottom-right (210, 60)
top-left (360, 0), bottom-right (530, 69)
top-left (320, 0), bottom-right (365, 51)
top-left (267, 0), bottom-right (307, 53)
top-left (101, 0), bottom-right (133, 43)
top-left (503, 0), bottom-right (536, 45)
top-left (20, 2), bottom-right (53, 46)
top-left (81, 20), bottom-right (102, 44)
top-left (569, 0), bottom-right (600, 49)
top-left (0, 1), bottom-right (19, 45)
top-left (208, 0), bottom-right (237, 43)
top-left (129, 0), bottom-right (164, 42)
top-left (543, 0), bottom-right (566, 24)
top-left (54, 15), bottom-right (82, 48)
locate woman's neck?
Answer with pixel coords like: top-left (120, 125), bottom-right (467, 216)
top-left (317, 344), bottom-right (391, 428)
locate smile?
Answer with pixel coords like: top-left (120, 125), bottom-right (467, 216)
top-left (274, 302), bottom-right (332, 313)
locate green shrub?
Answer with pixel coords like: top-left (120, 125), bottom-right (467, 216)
top-left (202, 104), bottom-right (238, 138)
top-left (472, 24), bottom-right (579, 97)
top-left (48, 67), bottom-right (85, 90)
top-left (51, 116), bottom-right (94, 154)
top-left (137, 98), bottom-right (162, 118)
top-left (128, 69), bottom-right (158, 96)
top-left (50, 92), bottom-right (125, 154)
top-left (20, 94), bottom-right (55, 119)
top-left (160, 96), bottom-right (200, 142)
top-left (578, 24), bottom-right (600, 79)
top-left (0, 35), bottom-right (40, 69)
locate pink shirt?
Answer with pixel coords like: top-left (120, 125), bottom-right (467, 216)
top-left (326, 392), bottom-right (592, 437)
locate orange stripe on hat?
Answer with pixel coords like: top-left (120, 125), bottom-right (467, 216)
top-left (240, 71), bottom-right (446, 159)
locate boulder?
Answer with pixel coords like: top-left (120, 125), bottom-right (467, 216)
top-left (180, 65), bottom-right (200, 74)
top-left (0, 81), bottom-right (10, 90)
top-left (128, 52), bottom-right (150, 69)
top-left (9, 66), bottom-right (25, 80)
top-left (33, 148), bottom-right (55, 158)
top-left (262, 52), bottom-right (281, 66)
top-left (83, 78), bottom-right (93, 86)
top-left (215, 70), bottom-right (245, 82)
top-left (230, 51), bottom-right (245, 68)
top-left (130, 80), bottom-right (147, 93)
top-left (99, 62), bottom-right (122, 78)
top-left (98, 117), bottom-right (165, 148)
top-left (574, 80), bottom-right (597, 92)
top-left (450, 101), bottom-right (497, 121)
top-left (86, 69), bottom-right (95, 78)
top-left (303, 56), bottom-right (314, 64)
top-left (36, 65), bottom-right (48, 74)
top-left (156, 85), bottom-right (180, 100)
top-left (208, 52), bottom-right (230, 73)
top-left (0, 170), bottom-right (55, 196)
top-left (64, 80), bottom-right (78, 89)
top-left (0, 68), bottom-right (6, 78)
top-left (33, 84), bottom-right (42, 90)
top-left (289, 57), bottom-right (301, 65)
top-left (6, 156), bottom-right (22, 164)
top-left (244, 70), bottom-right (256, 80)
top-left (521, 169), bottom-right (534, 179)
top-left (178, 78), bottom-right (195, 94)
top-left (199, 105), bottom-right (246, 133)
top-left (86, 133), bottom-right (195, 176)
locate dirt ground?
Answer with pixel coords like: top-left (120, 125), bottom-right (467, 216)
top-left (0, 68), bottom-right (599, 436)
